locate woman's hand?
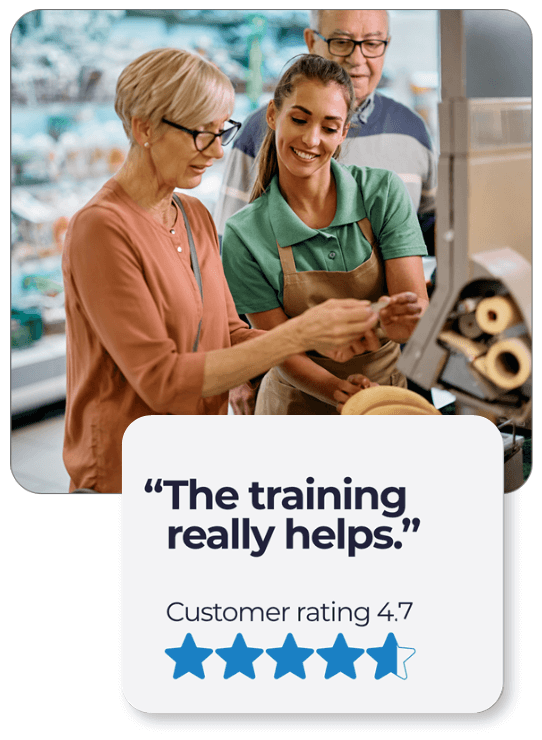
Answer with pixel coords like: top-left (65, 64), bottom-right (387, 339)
top-left (228, 383), bottom-right (256, 415)
top-left (334, 373), bottom-right (379, 413)
top-left (296, 299), bottom-right (379, 355)
top-left (203, 300), bottom-right (380, 402)
top-left (378, 291), bottom-right (426, 343)
top-left (323, 329), bottom-right (381, 362)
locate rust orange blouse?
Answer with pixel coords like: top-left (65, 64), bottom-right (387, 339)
top-left (62, 178), bottom-right (261, 493)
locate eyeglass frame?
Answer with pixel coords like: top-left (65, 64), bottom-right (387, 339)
top-left (311, 30), bottom-right (389, 58)
top-left (161, 118), bottom-right (242, 151)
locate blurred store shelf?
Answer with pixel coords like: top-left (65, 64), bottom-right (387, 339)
top-left (11, 402), bottom-right (69, 493)
top-left (11, 334), bottom-right (66, 415)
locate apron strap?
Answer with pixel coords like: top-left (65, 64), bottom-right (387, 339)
top-left (277, 218), bottom-right (378, 276)
top-left (173, 193), bottom-right (203, 352)
top-left (276, 240), bottom-right (297, 276)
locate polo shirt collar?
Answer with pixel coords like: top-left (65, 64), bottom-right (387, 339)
top-left (268, 176), bottom-right (318, 247)
top-left (268, 159), bottom-right (367, 246)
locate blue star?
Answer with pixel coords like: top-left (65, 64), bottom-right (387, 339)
top-left (366, 633), bottom-right (416, 680)
top-left (266, 633), bottom-right (314, 679)
top-left (165, 633), bottom-right (213, 679)
top-left (316, 633), bottom-right (365, 679)
top-left (215, 633), bottom-right (264, 679)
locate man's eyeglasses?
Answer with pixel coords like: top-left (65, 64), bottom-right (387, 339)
top-left (161, 118), bottom-right (242, 151)
top-left (312, 30), bottom-right (388, 59)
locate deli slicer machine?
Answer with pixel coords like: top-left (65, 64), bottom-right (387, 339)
top-left (398, 11), bottom-right (532, 491)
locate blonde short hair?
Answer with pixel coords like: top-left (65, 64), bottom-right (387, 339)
top-left (115, 47), bottom-right (235, 144)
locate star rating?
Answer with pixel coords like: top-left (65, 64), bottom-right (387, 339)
top-left (215, 633), bottom-right (264, 679)
top-left (316, 632), bottom-right (365, 679)
top-left (366, 632), bottom-right (416, 680)
top-left (266, 633), bottom-right (314, 679)
top-left (165, 633), bottom-right (213, 679)
top-left (164, 632), bottom-right (415, 680)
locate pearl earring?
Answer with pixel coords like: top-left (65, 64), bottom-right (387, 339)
top-left (144, 142), bottom-right (149, 148)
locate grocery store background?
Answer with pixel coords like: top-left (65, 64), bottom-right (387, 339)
top-left (11, 9), bottom-right (440, 492)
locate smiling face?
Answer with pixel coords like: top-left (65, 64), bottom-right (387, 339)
top-left (305, 10), bottom-right (389, 107)
top-left (147, 117), bottom-right (228, 190)
top-left (266, 78), bottom-right (349, 185)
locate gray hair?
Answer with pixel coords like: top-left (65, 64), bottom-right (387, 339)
top-left (309, 10), bottom-right (321, 30)
top-left (309, 9), bottom-right (390, 35)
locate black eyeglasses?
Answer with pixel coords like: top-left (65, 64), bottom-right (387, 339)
top-left (161, 118), bottom-right (242, 151)
top-left (312, 30), bottom-right (388, 59)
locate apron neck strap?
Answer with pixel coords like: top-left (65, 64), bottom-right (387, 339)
top-left (276, 241), bottom-right (297, 276)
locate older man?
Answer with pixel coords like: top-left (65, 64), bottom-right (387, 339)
top-left (214, 9), bottom-right (437, 253)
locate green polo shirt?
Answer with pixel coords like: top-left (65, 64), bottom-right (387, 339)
top-left (222, 159), bottom-right (427, 315)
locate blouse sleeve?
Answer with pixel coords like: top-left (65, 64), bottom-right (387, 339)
top-left (66, 206), bottom-right (207, 414)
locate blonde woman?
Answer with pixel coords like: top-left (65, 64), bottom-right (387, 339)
top-left (222, 55), bottom-right (430, 415)
top-left (62, 48), bottom-right (380, 493)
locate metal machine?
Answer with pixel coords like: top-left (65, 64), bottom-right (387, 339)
top-left (397, 11), bottom-right (532, 489)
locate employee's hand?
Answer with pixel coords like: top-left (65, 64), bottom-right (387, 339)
top-left (299, 299), bottom-right (379, 355)
top-left (334, 373), bottom-right (379, 413)
top-left (229, 383), bottom-right (256, 415)
top-left (378, 292), bottom-right (425, 343)
top-left (323, 329), bottom-right (380, 362)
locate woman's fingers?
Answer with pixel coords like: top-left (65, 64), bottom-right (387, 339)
top-left (345, 332), bottom-right (379, 356)
top-left (346, 373), bottom-right (372, 389)
top-left (334, 373), bottom-right (379, 412)
top-left (334, 375), bottom-right (371, 400)
top-left (304, 299), bottom-right (380, 352)
top-left (379, 292), bottom-right (424, 322)
top-left (228, 384), bottom-right (256, 415)
top-left (360, 329), bottom-right (381, 352)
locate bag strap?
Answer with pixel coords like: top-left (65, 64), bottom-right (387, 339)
top-left (173, 193), bottom-right (203, 352)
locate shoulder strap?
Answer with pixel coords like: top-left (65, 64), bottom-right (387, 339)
top-left (173, 193), bottom-right (203, 352)
top-left (276, 241), bottom-right (298, 275)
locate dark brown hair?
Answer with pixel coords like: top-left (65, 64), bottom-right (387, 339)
top-left (250, 54), bottom-right (356, 202)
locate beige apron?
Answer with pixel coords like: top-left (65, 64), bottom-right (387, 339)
top-left (255, 218), bottom-right (406, 415)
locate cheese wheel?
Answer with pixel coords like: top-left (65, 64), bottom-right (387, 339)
top-left (365, 403), bottom-right (440, 415)
top-left (341, 385), bottom-right (441, 415)
top-left (481, 337), bottom-right (531, 390)
top-left (475, 296), bottom-right (523, 334)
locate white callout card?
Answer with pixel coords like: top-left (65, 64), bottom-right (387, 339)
top-left (122, 415), bottom-right (503, 713)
